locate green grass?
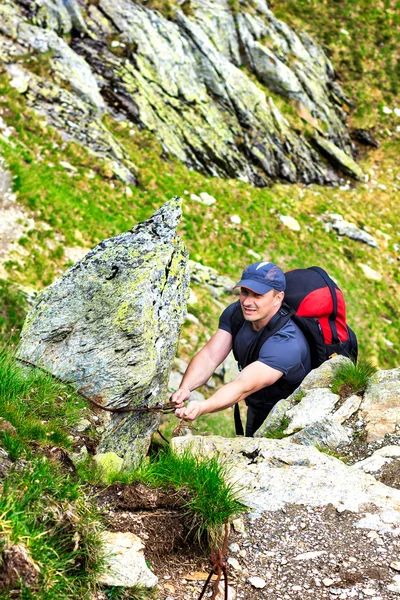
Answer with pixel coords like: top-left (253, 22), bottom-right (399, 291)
top-left (314, 445), bottom-right (350, 463)
top-left (331, 358), bottom-right (377, 397)
top-left (0, 457), bottom-right (104, 600)
top-left (104, 585), bottom-right (158, 600)
top-left (262, 416), bottom-right (290, 439)
top-left (0, 279), bottom-right (28, 346)
top-left (0, 71), bottom-right (398, 371)
top-left (0, 350), bottom-right (88, 457)
top-left (90, 446), bottom-right (245, 544)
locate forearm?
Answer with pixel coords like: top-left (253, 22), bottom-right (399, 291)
top-left (196, 380), bottom-right (247, 416)
top-left (179, 349), bottom-right (219, 391)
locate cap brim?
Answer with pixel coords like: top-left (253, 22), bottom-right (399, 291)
top-left (233, 279), bottom-right (274, 295)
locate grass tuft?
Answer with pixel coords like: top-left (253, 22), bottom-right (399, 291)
top-left (98, 446), bottom-right (245, 544)
top-left (0, 457), bottom-right (105, 600)
top-left (262, 416), bottom-right (290, 439)
top-left (331, 359), bottom-right (377, 397)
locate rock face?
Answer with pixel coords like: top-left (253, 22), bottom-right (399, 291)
top-left (17, 197), bottom-right (189, 465)
top-left (172, 435), bottom-right (400, 515)
top-left (255, 356), bottom-right (400, 450)
top-left (0, 0), bottom-right (363, 184)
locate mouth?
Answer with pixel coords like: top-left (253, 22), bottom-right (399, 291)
top-left (242, 307), bottom-right (257, 315)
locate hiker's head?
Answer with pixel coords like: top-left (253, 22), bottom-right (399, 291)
top-left (234, 263), bottom-right (285, 326)
top-left (234, 262), bottom-right (286, 295)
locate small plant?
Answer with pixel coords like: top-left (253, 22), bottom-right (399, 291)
top-left (262, 416), bottom-right (290, 439)
top-left (103, 446), bottom-right (245, 544)
top-left (293, 389), bottom-right (306, 404)
top-left (331, 359), bottom-right (377, 397)
top-left (314, 445), bottom-right (349, 463)
top-left (104, 585), bottom-right (158, 600)
top-left (353, 428), bottom-right (367, 443)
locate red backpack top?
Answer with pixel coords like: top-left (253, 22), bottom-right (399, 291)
top-left (284, 266), bottom-right (357, 368)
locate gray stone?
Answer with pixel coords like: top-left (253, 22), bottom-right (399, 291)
top-left (17, 198), bottom-right (189, 466)
top-left (98, 531), bottom-right (158, 587)
top-left (333, 394), bottom-right (362, 423)
top-left (222, 352), bottom-right (240, 384)
top-left (168, 371), bottom-right (183, 393)
top-left (291, 416), bottom-right (351, 449)
top-left (323, 214), bottom-right (379, 248)
top-left (297, 355), bottom-right (351, 391)
top-left (189, 261), bottom-right (236, 297)
top-left (312, 134), bottom-right (364, 180)
top-left (0, 447), bottom-right (12, 479)
top-left (173, 357), bottom-right (189, 374)
top-left (285, 389), bottom-right (341, 434)
top-left (255, 398), bottom-right (291, 438)
top-left (352, 446), bottom-right (400, 474)
top-left (172, 436), bottom-right (400, 514)
top-left (361, 368), bottom-right (400, 441)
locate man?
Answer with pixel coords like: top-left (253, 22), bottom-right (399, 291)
top-left (172, 262), bottom-right (311, 437)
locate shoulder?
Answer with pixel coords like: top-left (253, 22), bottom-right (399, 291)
top-left (218, 301), bottom-right (241, 334)
top-left (259, 320), bottom-right (306, 367)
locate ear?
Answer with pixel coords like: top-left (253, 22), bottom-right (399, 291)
top-left (274, 291), bottom-right (284, 305)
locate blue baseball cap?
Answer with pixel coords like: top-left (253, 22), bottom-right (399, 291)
top-left (234, 262), bottom-right (286, 294)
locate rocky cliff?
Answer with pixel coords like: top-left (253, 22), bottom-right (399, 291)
top-left (0, 0), bottom-right (364, 186)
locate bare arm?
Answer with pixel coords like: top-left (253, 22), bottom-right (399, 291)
top-left (175, 361), bottom-right (283, 421)
top-left (171, 329), bottom-right (232, 406)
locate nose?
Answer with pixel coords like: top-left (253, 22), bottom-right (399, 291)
top-left (242, 297), bottom-right (255, 307)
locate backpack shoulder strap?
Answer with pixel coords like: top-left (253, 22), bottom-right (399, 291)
top-left (246, 302), bottom-right (294, 367)
top-left (308, 266), bottom-right (339, 343)
top-left (229, 300), bottom-right (244, 363)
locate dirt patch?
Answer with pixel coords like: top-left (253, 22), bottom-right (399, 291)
top-left (93, 484), bottom-right (400, 600)
top-left (95, 483), bottom-right (209, 599)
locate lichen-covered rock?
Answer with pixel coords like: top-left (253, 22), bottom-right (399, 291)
top-left (0, 2), bottom-right (103, 110)
top-left (290, 416), bottom-right (351, 449)
top-left (17, 198), bottom-right (189, 465)
top-left (361, 368), bottom-right (400, 442)
top-left (312, 134), bottom-right (364, 180)
top-left (171, 435), bottom-right (400, 514)
top-left (285, 388), bottom-right (341, 435)
top-left (0, 0), bottom-right (363, 185)
top-left (189, 260), bottom-right (236, 297)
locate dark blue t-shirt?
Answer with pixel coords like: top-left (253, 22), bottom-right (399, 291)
top-left (219, 303), bottom-right (311, 407)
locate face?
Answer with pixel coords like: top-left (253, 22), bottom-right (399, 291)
top-left (239, 287), bottom-right (284, 328)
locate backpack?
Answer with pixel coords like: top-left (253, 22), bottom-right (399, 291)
top-left (230, 266), bottom-right (358, 434)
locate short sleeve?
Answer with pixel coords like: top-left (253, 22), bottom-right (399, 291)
top-left (218, 303), bottom-right (238, 334)
top-left (258, 330), bottom-right (301, 375)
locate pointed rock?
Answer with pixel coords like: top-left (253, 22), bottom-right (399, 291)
top-left (17, 198), bottom-right (189, 465)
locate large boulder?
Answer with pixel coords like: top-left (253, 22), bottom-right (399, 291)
top-left (254, 357), bottom-right (400, 488)
top-left (17, 198), bottom-right (189, 465)
top-left (0, 0), bottom-right (363, 185)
